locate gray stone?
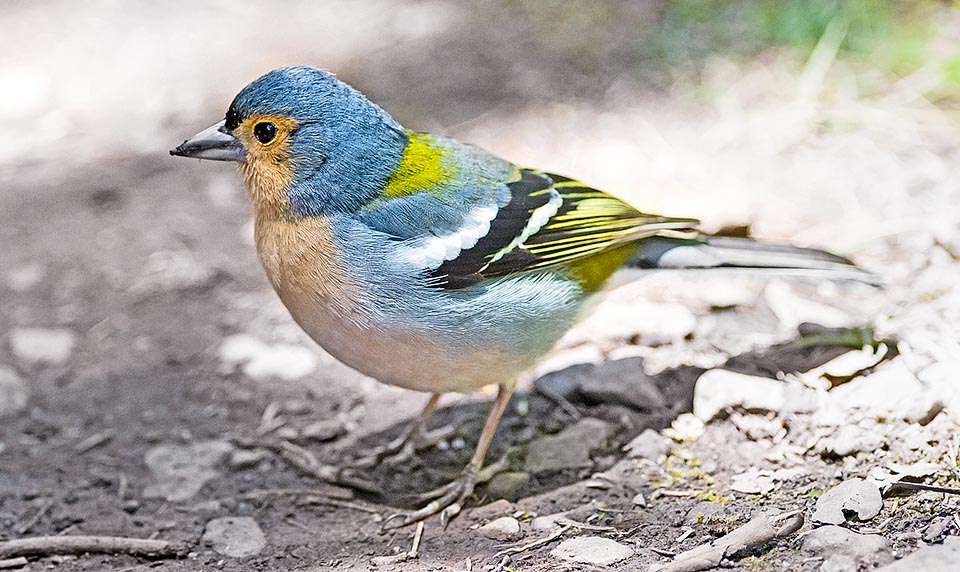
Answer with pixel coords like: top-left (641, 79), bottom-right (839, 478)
top-left (812, 478), bottom-right (883, 525)
top-left (693, 369), bottom-right (786, 421)
top-left (0, 367), bottom-right (29, 417)
top-left (820, 425), bottom-right (885, 457)
top-left (531, 511), bottom-right (569, 532)
top-left (228, 449), bottom-right (269, 470)
top-left (525, 417), bottom-right (613, 473)
top-left (624, 428), bottom-right (671, 460)
top-left (802, 525), bottom-right (892, 568)
top-left (10, 328), bottom-right (76, 366)
top-left (730, 468), bottom-right (776, 495)
top-left (534, 362), bottom-right (600, 401)
top-left (923, 517), bottom-right (952, 542)
top-left (301, 419), bottom-right (345, 442)
top-left (577, 360), bottom-right (666, 411)
top-left (485, 471), bottom-right (529, 501)
top-left (203, 516), bottom-right (266, 558)
top-left (144, 440), bottom-right (234, 501)
top-left (821, 554), bottom-right (858, 572)
top-left (551, 536), bottom-right (633, 566)
top-left (479, 516), bottom-right (521, 541)
top-left (876, 536), bottom-right (960, 571)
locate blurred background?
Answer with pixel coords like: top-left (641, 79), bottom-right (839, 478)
top-left (2, 1), bottom-right (960, 569)
top-left (5, 0), bottom-right (960, 243)
top-left (4, 0), bottom-right (957, 371)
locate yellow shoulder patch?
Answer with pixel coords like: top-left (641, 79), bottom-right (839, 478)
top-left (564, 242), bottom-right (638, 292)
top-left (382, 132), bottom-right (455, 199)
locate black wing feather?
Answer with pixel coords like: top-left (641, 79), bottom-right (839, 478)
top-left (429, 169), bottom-right (700, 289)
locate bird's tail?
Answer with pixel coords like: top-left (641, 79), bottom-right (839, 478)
top-left (631, 236), bottom-right (881, 284)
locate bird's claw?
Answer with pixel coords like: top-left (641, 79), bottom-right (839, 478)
top-left (381, 470), bottom-right (477, 531)
top-left (380, 453), bottom-right (510, 531)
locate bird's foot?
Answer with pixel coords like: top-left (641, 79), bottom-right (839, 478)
top-left (381, 455), bottom-right (508, 530)
top-left (354, 424), bottom-right (456, 468)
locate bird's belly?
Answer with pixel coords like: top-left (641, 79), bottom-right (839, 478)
top-left (280, 293), bottom-right (523, 393)
top-left (254, 215), bottom-right (576, 394)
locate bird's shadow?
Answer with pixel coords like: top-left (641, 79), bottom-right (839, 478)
top-left (352, 324), bottom-right (890, 508)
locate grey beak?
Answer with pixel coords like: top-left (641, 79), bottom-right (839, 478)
top-left (170, 120), bottom-right (245, 162)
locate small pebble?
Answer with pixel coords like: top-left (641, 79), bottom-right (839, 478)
top-left (229, 449), bottom-right (269, 470)
top-left (10, 328), bottom-right (76, 366)
top-left (203, 516), bottom-right (266, 558)
top-left (551, 536), bottom-right (633, 566)
top-left (301, 419), bottom-right (345, 442)
top-left (479, 516), bottom-right (521, 541)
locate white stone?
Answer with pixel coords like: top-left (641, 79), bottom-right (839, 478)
top-left (551, 536), bottom-right (633, 566)
top-left (874, 535), bottom-right (960, 571)
top-left (563, 301), bottom-right (696, 347)
top-left (219, 334), bottom-right (318, 381)
top-left (479, 516), bottom-right (521, 541)
top-left (829, 359), bottom-right (936, 420)
top-left (10, 327), bottom-right (76, 366)
top-left (662, 413), bottom-right (705, 442)
top-left (203, 516), bottom-right (266, 558)
top-left (765, 281), bottom-right (853, 330)
top-left (812, 478), bottom-right (883, 525)
top-left (693, 369), bottom-right (786, 422)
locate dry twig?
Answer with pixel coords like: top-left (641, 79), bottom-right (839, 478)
top-left (890, 481), bottom-right (960, 496)
top-left (0, 536), bottom-right (178, 559)
top-left (370, 521), bottom-right (424, 566)
top-left (554, 518), bottom-right (616, 532)
top-left (652, 510), bottom-right (804, 572)
top-left (74, 429), bottom-right (115, 454)
top-left (492, 524), bottom-right (573, 572)
top-left (0, 558), bottom-right (28, 570)
top-left (16, 500), bottom-right (52, 535)
top-left (266, 440), bottom-right (381, 494)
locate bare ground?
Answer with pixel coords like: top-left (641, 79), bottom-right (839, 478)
top-left (3, 2), bottom-right (960, 571)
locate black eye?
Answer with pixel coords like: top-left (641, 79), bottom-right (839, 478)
top-left (254, 122), bottom-right (277, 144)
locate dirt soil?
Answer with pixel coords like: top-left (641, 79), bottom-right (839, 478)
top-left (1, 149), bottom-right (958, 572)
top-left (3, 2), bottom-right (960, 571)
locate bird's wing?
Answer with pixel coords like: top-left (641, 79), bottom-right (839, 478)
top-left (402, 168), bottom-right (700, 289)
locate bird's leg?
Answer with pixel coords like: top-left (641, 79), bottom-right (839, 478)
top-left (383, 384), bottom-right (514, 529)
top-left (354, 393), bottom-right (454, 467)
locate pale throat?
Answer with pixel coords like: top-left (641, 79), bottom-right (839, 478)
top-left (239, 161), bottom-right (293, 221)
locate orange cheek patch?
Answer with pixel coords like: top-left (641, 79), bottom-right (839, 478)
top-left (236, 114), bottom-right (300, 218)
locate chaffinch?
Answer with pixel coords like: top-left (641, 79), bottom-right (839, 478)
top-left (172, 66), bottom-right (873, 527)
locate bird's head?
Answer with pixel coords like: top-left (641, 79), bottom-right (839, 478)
top-left (171, 66), bottom-right (407, 218)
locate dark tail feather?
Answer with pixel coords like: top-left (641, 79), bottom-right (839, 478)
top-left (632, 236), bottom-right (881, 285)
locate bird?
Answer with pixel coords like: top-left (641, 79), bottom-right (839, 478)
top-left (171, 66), bottom-right (875, 527)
